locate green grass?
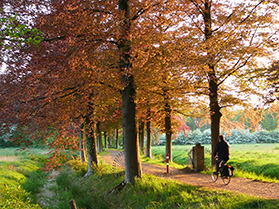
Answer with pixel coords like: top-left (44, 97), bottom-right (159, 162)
top-left (0, 148), bottom-right (48, 209)
top-left (1, 145), bottom-right (279, 209)
top-left (49, 161), bottom-right (279, 209)
top-left (152, 144), bottom-right (279, 183)
top-left (0, 147), bottom-right (49, 156)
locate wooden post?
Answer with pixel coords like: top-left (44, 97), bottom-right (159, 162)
top-left (166, 153), bottom-right (169, 173)
top-left (193, 143), bottom-right (205, 172)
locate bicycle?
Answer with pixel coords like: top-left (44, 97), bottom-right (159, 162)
top-left (211, 159), bottom-right (234, 185)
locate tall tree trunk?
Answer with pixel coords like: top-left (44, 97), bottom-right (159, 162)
top-left (145, 107), bottom-right (152, 158)
top-left (96, 121), bottom-right (103, 153)
top-left (164, 91), bottom-right (172, 162)
top-left (108, 134), bottom-right (113, 147)
top-left (209, 67), bottom-right (222, 165)
top-left (139, 120), bottom-right (144, 153)
top-left (122, 127), bottom-right (125, 148)
top-left (79, 124), bottom-right (86, 163)
top-left (203, 0), bottom-right (222, 165)
top-left (82, 124), bottom-right (88, 161)
top-left (104, 131), bottom-right (108, 148)
top-left (84, 115), bottom-right (98, 176)
top-left (116, 128), bottom-right (119, 149)
top-left (118, 0), bottom-right (141, 184)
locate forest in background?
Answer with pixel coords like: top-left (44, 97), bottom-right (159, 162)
top-left (1, 102), bottom-right (279, 148)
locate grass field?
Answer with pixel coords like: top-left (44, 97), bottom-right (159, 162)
top-left (0, 148), bottom-right (47, 208)
top-left (151, 143), bottom-right (279, 182)
top-left (1, 145), bottom-right (279, 209)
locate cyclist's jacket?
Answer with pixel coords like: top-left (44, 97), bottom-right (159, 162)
top-left (213, 140), bottom-right (230, 161)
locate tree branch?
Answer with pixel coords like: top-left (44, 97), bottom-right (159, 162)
top-left (240, 0), bottom-right (265, 24)
top-left (42, 36), bottom-right (66, 42)
top-left (190, 0), bottom-right (205, 16)
top-left (212, 11), bottom-right (234, 33)
top-left (218, 54), bottom-right (252, 87)
top-left (131, 1), bottom-right (168, 21)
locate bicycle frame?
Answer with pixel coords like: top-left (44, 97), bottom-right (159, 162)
top-left (211, 158), bottom-right (232, 185)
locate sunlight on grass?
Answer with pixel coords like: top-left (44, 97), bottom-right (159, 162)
top-left (152, 144), bottom-right (279, 183)
top-left (49, 161), bottom-right (279, 209)
top-left (1, 147), bottom-right (279, 209)
top-left (0, 156), bottom-right (19, 162)
top-left (0, 148), bottom-right (48, 208)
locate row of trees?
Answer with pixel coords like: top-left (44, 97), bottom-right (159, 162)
top-left (186, 104), bottom-right (279, 132)
top-left (2, 102), bottom-right (278, 148)
top-left (161, 129), bottom-right (279, 146)
top-left (1, 0), bottom-right (279, 184)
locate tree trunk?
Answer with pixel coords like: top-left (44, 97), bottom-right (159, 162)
top-left (84, 116), bottom-right (98, 176)
top-left (96, 121), bottom-right (103, 153)
top-left (209, 66), bottom-right (222, 165)
top-left (139, 120), bottom-right (144, 153)
top-left (116, 128), bottom-right (119, 149)
top-left (122, 127), bottom-right (125, 148)
top-left (79, 124), bottom-right (86, 163)
top-left (108, 135), bottom-right (113, 147)
top-left (164, 91), bottom-right (172, 162)
top-left (203, 0), bottom-right (222, 165)
top-left (104, 131), bottom-right (108, 148)
top-left (82, 124), bottom-right (88, 161)
top-left (118, 0), bottom-right (141, 184)
top-left (145, 107), bottom-right (152, 158)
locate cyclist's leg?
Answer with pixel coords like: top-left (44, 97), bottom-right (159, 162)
top-left (219, 159), bottom-right (226, 176)
top-left (216, 159), bottom-right (222, 172)
top-left (223, 158), bottom-right (229, 164)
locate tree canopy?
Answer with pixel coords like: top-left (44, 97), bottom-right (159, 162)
top-left (1, 0), bottom-right (279, 182)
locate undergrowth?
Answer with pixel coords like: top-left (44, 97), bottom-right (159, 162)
top-left (1, 146), bottom-right (279, 209)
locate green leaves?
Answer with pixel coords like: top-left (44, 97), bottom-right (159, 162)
top-left (0, 14), bottom-right (42, 49)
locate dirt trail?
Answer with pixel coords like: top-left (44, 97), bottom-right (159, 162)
top-left (102, 150), bottom-right (279, 200)
top-left (36, 171), bottom-right (59, 208)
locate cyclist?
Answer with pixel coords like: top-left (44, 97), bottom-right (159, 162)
top-left (213, 135), bottom-right (230, 175)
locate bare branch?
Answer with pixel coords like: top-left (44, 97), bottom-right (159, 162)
top-left (240, 0), bottom-right (265, 24)
top-left (190, 0), bottom-right (205, 16)
top-left (42, 36), bottom-right (66, 42)
top-left (131, 1), bottom-right (168, 21)
top-left (218, 54), bottom-right (253, 87)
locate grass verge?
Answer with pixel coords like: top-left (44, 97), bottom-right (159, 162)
top-left (0, 148), bottom-right (47, 208)
top-left (49, 160), bottom-right (279, 209)
top-left (152, 144), bottom-right (279, 183)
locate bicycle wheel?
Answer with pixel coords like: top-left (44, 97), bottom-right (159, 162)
top-left (211, 167), bottom-right (218, 182)
top-left (222, 175), bottom-right (231, 185)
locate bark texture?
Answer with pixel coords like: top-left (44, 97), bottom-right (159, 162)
top-left (145, 107), bottom-right (152, 158)
top-left (203, 0), bottom-right (221, 165)
top-left (118, 0), bottom-right (142, 184)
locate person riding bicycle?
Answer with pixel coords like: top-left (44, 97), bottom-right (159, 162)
top-left (213, 135), bottom-right (230, 175)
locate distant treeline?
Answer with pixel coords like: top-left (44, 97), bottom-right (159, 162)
top-left (158, 129), bottom-right (279, 145)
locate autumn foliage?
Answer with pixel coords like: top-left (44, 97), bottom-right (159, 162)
top-left (1, 0), bottom-right (279, 180)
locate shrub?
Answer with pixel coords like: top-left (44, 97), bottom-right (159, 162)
top-left (254, 130), bottom-right (279, 143)
top-left (225, 129), bottom-right (256, 144)
top-left (159, 128), bottom-right (279, 145)
top-left (56, 168), bottom-right (72, 190)
top-left (68, 157), bottom-right (87, 176)
top-left (22, 170), bottom-right (48, 198)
